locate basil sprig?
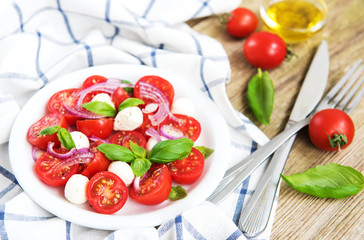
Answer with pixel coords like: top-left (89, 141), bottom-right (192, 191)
top-left (169, 185), bottom-right (187, 201)
top-left (97, 138), bottom-right (194, 176)
top-left (81, 101), bottom-right (116, 117)
top-left (38, 125), bottom-right (61, 136)
top-left (118, 98), bottom-right (145, 112)
top-left (57, 128), bottom-right (76, 150)
top-left (281, 163), bottom-right (364, 199)
top-left (247, 68), bottom-right (274, 125)
top-left (195, 146), bottom-right (214, 159)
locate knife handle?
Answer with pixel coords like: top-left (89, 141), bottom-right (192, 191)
top-left (238, 133), bottom-right (297, 238)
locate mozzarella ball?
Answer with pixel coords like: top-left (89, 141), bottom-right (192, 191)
top-left (91, 93), bottom-right (115, 108)
top-left (171, 97), bottom-right (196, 116)
top-left (114, 106), bottom-right (143, 131)
top-left (70, 131), bottom-right (90, 149)
top-left (64, 174), bottom-right (89, 204)
top-left (108, 162), bottom-right (135, 187)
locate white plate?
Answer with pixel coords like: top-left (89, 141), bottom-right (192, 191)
top-left (8, 64), bottom-right (230, 230)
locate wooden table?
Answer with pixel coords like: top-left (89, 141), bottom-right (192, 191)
top-left (189, 0), bottom-right (364, 239)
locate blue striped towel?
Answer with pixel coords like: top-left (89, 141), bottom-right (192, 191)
top-left (0, 0), bottom-right (277, 239)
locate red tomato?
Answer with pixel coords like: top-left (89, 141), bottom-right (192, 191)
top-left (82, 75), bottom-right (107, 89)
top-left (27, 113), bottom-right (67, 150)
top-left (134, 75), bottom-right (174, 106)
top-left (86, 171), bottom-right (128, 214)
top-left (129, 164), bottom-right (172, 205)
top-left (80, 152), bottom-right (111, 179)
top-left (76, 118), bottom-right (114, 139)
top-left (308, 109), bottom-right (355, 151)
top-left (167, 148), bottom-right (205, 184)
top-left (226, 7), bottom-right (258, 38)
top-left (112, 86), bottom-right (130, 110)
top-left (48, 88), bottom-right (81, 125)
top-left (35, 151), bottom-right (79, 187)
top-left (243, 31), bottom-right (286, 69)
top-left (109, 130), bottom-right (147, 149)
top-left (161, 114), bottom-right (201, 141)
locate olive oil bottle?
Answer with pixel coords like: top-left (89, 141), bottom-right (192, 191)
top-left (260, 0), bottom-right (327, 43)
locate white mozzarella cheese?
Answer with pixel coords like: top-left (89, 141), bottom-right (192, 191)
top-left (64, 174), bottom-right (89, 204)
top-left (114, 106), bottom-right (143, 131)
top-left (70, 131), bottom-right (90, 149)
top-left (108, 162), bottom-right (135, 187)
top-left (91, 93), bottom-right (115, 109)
top-left (171, 97), bottom-right (196, 116)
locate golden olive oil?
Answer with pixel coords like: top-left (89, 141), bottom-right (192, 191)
top-left (261, 0), bottom-right (327, 43)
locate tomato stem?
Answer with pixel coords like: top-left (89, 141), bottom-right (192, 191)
top-left (327, 130), bottom-right (348, 151)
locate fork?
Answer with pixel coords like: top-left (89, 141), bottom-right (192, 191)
top-left (238, 59), bottom-right (364, 238)
top-left (207, 59), bottom-right (364, 207)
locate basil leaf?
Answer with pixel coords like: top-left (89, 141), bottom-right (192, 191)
top-left (131, 158), bottom-right (152, 177)
top-left (38, 125), bottom-right (61, 136)
top-left (97, 143), bottom-right (135, 162)
top-left (148, 138), bottom-right (194, 163)
top-left (57, 128), bottom-right (75, 150)
top-left (169, 185), bottom-right (187, 201)
top-left (247, 68), bottom-right (274, 125)
top-left (130, 141), bottom-right (147, 158)
top-left (281, 163), bottom-right (364, 199)
top-left (81, 101), bottom-right (116, 117)
top-left (121, 80), bottom-right (134, 94)
top-left (118, 98), bottom-right (144, 112)
top-left (195, 146), bottom-right (214, 159)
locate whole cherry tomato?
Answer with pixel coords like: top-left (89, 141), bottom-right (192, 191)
top-left (226, 7), bottom-right (258, 38)
top-left (308, 109), bottom-right (355, 151)
top-left (243, 31), bottom-right (286, 69)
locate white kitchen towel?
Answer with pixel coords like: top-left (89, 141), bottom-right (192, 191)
top-left (0, 0), bottom-right (276, 239)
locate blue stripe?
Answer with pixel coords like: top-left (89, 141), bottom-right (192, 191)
top-left (151, 49), bottom-right (157, 67)
top-left (107, 232), bottom-right (115, 240)
top-left (183, 218), bottom-right (206, 240)
top-left (142, 0), bottom-right (156, 18)
top-left (105, 0), bottom-right (111, 23)
top-left (3, 212), bottom-right (55, 221)
top-left (0, 183), bottom-right (18, 200)
top-left (35, 32), bottom-right (48, 86)
top-left (158, 219), bottom-right (174, 237)
top-left (199, 57), bottom-right (213, 100)
top-left (191, 0), bottom-right (213, 19)
top-left (12, 2), bottom-right (24, 32)
top-left (0, 72), bottom-right (38, 81)
top-left (66, 221), bottom-right (71, 240)
top-left (57, 0), bottom-right (79, 43)
top-left (232, 176), bottom-right (251, 225)
top-left (84, 45), bottom-right (93, 67)
top-left (175, 215), bottom-right (183, 240)
top-left (231, 140), bottom-right (253, 151)
top-left (110, 26), bottom-right (120, 45)
top-left (0, 205), bottom-right (9, 240)
top-left (0, 166), bottom-right (17, 184)
top-left (226, 229), bottom-right (243, 240)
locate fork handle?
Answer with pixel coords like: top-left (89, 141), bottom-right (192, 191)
top-left (238, 129), bottom-right (297, 237)
top-left (207, 118), bottom-right (310, 204)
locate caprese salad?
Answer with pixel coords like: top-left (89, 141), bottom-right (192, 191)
top-left (27, 75), bottom-right (213, 214)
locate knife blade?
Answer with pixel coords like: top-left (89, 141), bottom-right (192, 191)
top-left (238, 39), bottom-right (330, 237)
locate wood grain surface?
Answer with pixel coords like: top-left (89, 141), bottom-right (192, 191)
top-left (189, 0), bottom-right (364, 239)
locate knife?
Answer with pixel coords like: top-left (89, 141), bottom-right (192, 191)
top-left (238, 39), bottom-right (330, 237)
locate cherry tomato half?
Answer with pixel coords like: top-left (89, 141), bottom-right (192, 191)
top-left (27, 113), bottom-right (67, 150)
top-left (129, 164), bottom-right (172, 205)
top-left (167, 148), bottom-right (205, 184)
top-left (87, 171), bottom-right (128, 214)
top-left (35, 150), bottom-right (79, 187)
top-left (76, 118), bottom-right (114, 139)
top-left (161, 114), bottom-right (201, 141)
top-left (134, 75), bottom-right (174, 107)
top-left (109, 130), bottom-right (147, 149)
top-left (308, 109), bottom-right (355, 151)
top-left (226, 7), bottom-right (258, 38)
top-left (112, 86), bottom-right (130, 110)
top-left (82, 75), bottom-right (107, 89)
top-left (243, 31), bottom-right (286, 69)
top-left (48, 88), bottom-right (81, 125)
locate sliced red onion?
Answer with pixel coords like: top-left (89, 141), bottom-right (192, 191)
top-left (47, 142), bottom-right (77, 159)
top-left (133, 176), bottom-right (141, 193)
top-left (88, 136), bottom-right (110, 143)
top-left (32, 147), bottom-right (45, 162)
top-left (138, 81), bottom-right (170, 107)
top-left (145, 127), bottom-right (162, 142)
top-left (48, 153), bottom-right (93, 174)
top-left (63, 102), bottom-right (104, 119)
top-left (142, 103), bottom-right (159, 114)
top-left (148, 103), bottom-right (170, 126)
top-left (160, 125), bottom-right (184, 140)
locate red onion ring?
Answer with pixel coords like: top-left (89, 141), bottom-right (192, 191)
top-left (32, 147), bottom-right (45, 162)
top-left (138, 81), bottom-right (170, 107)
top-left (160, 125), bottom-right (184, 140)
top-left (88, 136), bottom-right (110, 143)
top-left (145, 127), bottom-right (162, 142)
top-left (47, 142), bottom-right (77, 158)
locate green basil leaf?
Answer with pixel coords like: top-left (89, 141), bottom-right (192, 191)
top-left (81, 101), bottom-right (116, 117)
top-left (131, 158), bottom-right (152, 177)
top-left (121, 80), bottom-right (134, 93)
top-left (97, 143), bottom-right (135, 162)
top-left (169, 185), bottom-right (187, 201)
top-left (247, 68), bottom-right (274, 125)
top-left (281, 163), bottom-right (364, 199)
top-left (130, 141), bottom-right (147, 158)
top-left (118, 98), bottom-right (145, 112)
top-left (57, 128), bottom-right (75, 150)
top-left (195, 146), bottom-right (214, 159)
top-left (148, 138), bottom-right (194, 163)
top-left (38, 125), bottom-right (61, 136)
